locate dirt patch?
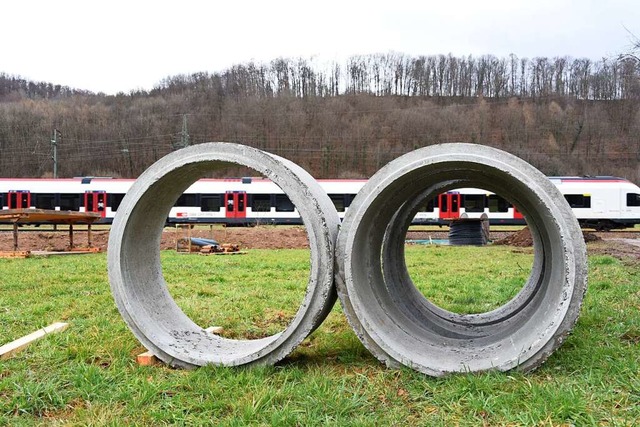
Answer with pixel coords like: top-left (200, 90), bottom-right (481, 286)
top-left (492, 227), bottom-right (639, 264)
top-left (493, 227), bottom-right (602, 247)
top-left (167, 226), bottom-right (309, 250)
top-left (493, 227), bottom-right (534, 247)
top-left (0, 225), bottom-right (310, 252)
top-left (0, 229), bottom-right (111, 252)
top-left (587, 239), bottom-right (640, 264)
top-left (1, 225), bottom-right (637, 264)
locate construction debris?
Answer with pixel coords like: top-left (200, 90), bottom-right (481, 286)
top-left (177, 236), bottom-right (241, 254)
top-left (199, 243), bottom-right (240, 254)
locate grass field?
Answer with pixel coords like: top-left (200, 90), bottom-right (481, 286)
top-left (0, 245), bottom-right (638, 426)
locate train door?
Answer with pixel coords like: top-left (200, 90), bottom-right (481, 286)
top-left (438, 192), bottom-right (461, 220)
top-left (513, 205), bottom-right (524, 220)
top-left (7, 190), bottom-right (31, 209)
top-left (224, 191), bottom-right (247, 220)
top-left (84, 191), bottom-right (107, 217)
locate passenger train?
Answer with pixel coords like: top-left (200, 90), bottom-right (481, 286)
top-left (1, 176), bottom-right (639, 230)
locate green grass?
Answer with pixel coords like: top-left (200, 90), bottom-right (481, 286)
top-left (406, 245), bottom-right (533, 314)
top-left (163, 250), bottom-right (310, 339)
top-left (0, 245), bottom-right (638, 425)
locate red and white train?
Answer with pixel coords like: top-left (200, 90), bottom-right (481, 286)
top-left (1, 176), bottom-right (639, 230)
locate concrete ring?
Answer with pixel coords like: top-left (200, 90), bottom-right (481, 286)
top-left (108, 142), bottom-right (340, 368)
top-left (335, 143), bottom-right (588, 376)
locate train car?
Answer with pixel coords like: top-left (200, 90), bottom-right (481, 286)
top-left (549, 176), bottom-right (640, 230)
top-left (1, 176), bottom-right (639, 229)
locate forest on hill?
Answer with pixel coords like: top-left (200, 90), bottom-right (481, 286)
top-left (1, 52), bottom-right (639, 183)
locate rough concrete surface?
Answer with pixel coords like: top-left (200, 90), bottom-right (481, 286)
top-left (334, 143), bottom-right (588, 376)
top-left (107, 142), bottom-right (340, 368)
top-left (108, 141), bottom-right (589, 375)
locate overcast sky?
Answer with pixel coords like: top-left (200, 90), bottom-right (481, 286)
top-left (2, 0), bottom-right (639, 95)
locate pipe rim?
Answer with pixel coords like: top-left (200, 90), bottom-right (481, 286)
top-left (335, 143), bottom-right (587, 376)
top-left (108, 142), bottom-right (339, 367)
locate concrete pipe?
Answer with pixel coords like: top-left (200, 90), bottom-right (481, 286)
top-left (108, 142), bottom-right (340, 368)
top-left (335, 143), bottom-right (588, 376)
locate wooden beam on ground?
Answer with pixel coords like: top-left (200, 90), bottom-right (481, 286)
top-left (0, 322), bottom-right (69, 360)
top-left (0, 251), bottom-right (30, 259)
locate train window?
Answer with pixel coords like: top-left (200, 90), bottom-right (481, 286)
top-left (417, 198), bottom-right (436, 212)
top-left (627, 193), bottom-right (640, 207)
top-left (440, 197), bottom-right (448, 213)
top-left (175, 194), bottom-right (198, 207)
top-left (238, 194), bottom-right (245, 212)
top-left (201, 194), bottom-right (221, 212)
top-left (451, 195), bottom-right (459, 212)
top-left (329, 194), bottom-right (346, 212)
top-left (34, 193), bottom-right (56, 210)
top-left (488, 195), bottom-right (509, 213)
top-left (463, 195), bottom-right (485, 213)
top-left (275, 194), bottom-right (295, 212)
top-left (109, 193), bottom-right (126, 212)
top-left (565, 194), bottom-right (591, 208)
top-left (345, 194), bottom-right (356, 208)
top-left (251, 194), bottom-right (271, 212)
top-left (0, 193), bottom-right (5, 208)
top-left (59, 194), bottom-right (81, 211)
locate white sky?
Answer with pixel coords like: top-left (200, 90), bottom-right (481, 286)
top-left (2, 0), bottom-right (639, 95)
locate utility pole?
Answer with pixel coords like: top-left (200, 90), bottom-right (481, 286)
top-left (51, 129), bottom-right (61, 178)
top-left (120, 141), bottom-right (134, 177)
top-left (181, 114), bottom-right (190, 148)
top-left (173, 114), bottom-right (190, 150)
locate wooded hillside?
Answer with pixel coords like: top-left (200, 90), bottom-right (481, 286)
top-left (1, 53), bottom-right (639, 183)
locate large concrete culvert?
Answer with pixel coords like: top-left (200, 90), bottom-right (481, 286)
top-left (107, 142), bottom-right (340, 368)
top-left (334, 143), bottom-right (588, 376)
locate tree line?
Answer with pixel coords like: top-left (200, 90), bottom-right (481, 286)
top-left (0, 53), bottom-right (639, 184)
top-left (155, 53), bottom-right (640, 101)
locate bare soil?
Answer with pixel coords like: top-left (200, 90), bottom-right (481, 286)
top-left (1, 225), bottom-right (637, 263)
top-left (490, 227), bottom-right (640, 263)
top-left (0, 225), bottom-right (310, 253)
top-left (404, 228), bottom-right (640, 264)
top-left (492, 227), bottom-right (602, 247)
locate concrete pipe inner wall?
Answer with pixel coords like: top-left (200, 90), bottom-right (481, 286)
top-left (108, 142), bottom-right (340, 368)
top-left (335, 143), bottom-right (588, 376)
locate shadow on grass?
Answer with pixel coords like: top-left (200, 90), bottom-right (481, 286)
top-left (277, 332), bottom-right (381, 371)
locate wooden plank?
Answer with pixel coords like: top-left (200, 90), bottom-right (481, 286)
top-left (29, 250), bottom-right (99, 257)
top-left (0, 251), bottom-right (30, 259)
top-left (0, 322), bottom-right (69, 360)
top-left (0, 209), bottom-right (101, 225)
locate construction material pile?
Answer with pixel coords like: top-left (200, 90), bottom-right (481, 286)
top-left (177, 237), bottom-right (240, 254)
